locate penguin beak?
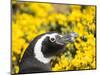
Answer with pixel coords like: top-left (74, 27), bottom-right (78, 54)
top-left (56, 32), bottom-right (78, 45)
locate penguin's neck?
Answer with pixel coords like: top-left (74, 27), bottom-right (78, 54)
top-left (34, 49), bottom-right (52, 64)
top-left (34, 34), bottom-right (53, 64)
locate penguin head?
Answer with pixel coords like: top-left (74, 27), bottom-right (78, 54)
top-left (34, 32), bottom-right (78, 63)
top-left (41, 32), bottom-right (78, 57)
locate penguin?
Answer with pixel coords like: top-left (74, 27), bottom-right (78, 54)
top-left (18, 32), bottom-right (78, 74)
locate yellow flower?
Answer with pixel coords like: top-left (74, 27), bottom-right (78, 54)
top-left (12, 56), bottom-right (16, 62)
top-left (15, 66), bottom-right (19, 73)
top-left (12, 2), bottom-right (96, 73)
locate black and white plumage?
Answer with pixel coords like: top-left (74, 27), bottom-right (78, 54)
top-left (18, 32), bottom-right (77, 74)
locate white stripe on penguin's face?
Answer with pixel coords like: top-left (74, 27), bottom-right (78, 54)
top-left (34, 33), bottom-right (58, 63)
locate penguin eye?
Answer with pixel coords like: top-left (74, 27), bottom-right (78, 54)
top-left (50, 37), bottom-right (56, 42)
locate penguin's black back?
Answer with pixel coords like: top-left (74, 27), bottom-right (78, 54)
top-left (19, 56), bottom-right (51, 74)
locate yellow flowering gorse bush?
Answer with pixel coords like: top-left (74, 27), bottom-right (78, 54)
top-left (12, 1), bottom-right (96, 74)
